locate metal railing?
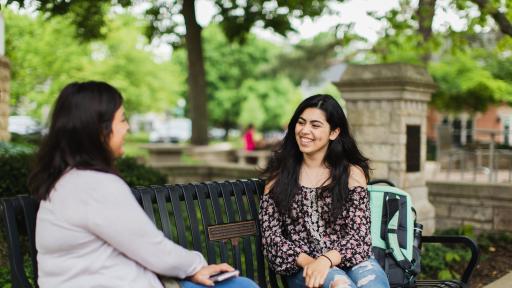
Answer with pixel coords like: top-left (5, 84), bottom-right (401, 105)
top-left (437, 128), bottom-right (512, 183)
top-left (444, 149), bottom-right (512, 183)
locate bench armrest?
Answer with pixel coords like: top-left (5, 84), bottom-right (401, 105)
top-left (421, 235), bottom-right (480, 284)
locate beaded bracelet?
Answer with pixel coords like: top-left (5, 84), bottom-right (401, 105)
top-left (320, 254), bottom-right (333, 267)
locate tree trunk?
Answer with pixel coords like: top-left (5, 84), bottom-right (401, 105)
top-left (182, 0), bottom-right (208, 145)
top-left (417, 0), bottom-right (436, 64)
top-left (470, 0), bottom-right (512, 37)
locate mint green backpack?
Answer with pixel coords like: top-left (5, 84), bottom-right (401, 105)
top-left (368, 180), bottom-right (422, 287)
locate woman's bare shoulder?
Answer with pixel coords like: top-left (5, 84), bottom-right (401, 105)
top-left (348, 165), bottom-right (367, 189)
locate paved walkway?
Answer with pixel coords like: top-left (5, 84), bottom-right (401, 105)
top-left (483, 271), bottom-right (512, 288)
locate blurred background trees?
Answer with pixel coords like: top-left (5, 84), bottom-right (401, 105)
top-left (2, 0), bottom-right (512, 142)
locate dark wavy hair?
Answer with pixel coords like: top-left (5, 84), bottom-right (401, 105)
top-left (29, 81), bottom-right (123, 200)
top-left (262, 94), bottom-right (370, 219)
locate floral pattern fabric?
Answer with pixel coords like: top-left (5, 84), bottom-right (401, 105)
top-left (259, 185), bottom-right (372, 275)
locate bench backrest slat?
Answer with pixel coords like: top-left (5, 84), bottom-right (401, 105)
top-left (231, 181), bottom-right (254, 278)
top-left (154, 186), bottom-right (174, 240)
top-left (140, 187), bottom-right (157, 224)
top-left (1, 197), bottom-right (38, 288)
top-left (194, 184), bottom-right (217, 263)
top-left (181, 184), bottom-right (204, 253)
top-left (217, 182), bottom-right (242, 269)
top-left (206, 183), bottom-right (229, 262)
top-left (168, 186), bottom-right (189, 248)
top-left (18, 197), bottom-right (38, 285)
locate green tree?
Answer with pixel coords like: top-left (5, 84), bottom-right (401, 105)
top-left (238, 77), bottom-right (302, 131)
top-left (366, 0), bottom-right (512, 112)
top-left (429, 51), bottom-right (512, 112)
top-left (145, 0), bottom-right (333, 144)
top-left (5, 9), bottom-right (185, 118)
top-left (5, 9), bottom-right (89, 118)
top-left (173, 25), bottom-right (301, 137)
top-left (7, 0), bottom-right (335, 144)
top-left (78, 14), bottom-right (186, 114)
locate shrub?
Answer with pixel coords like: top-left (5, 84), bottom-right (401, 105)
top-left (0, 142), bottom-right (35, 198)
top-left (116, 157), bottom-right (167, 186)
top-left (0, 142), bottom-right (166, 198)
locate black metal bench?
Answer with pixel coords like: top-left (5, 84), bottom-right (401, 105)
top-left (1, 179), bottom-right (479, 288)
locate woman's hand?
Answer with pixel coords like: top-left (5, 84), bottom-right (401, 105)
top-left (189, 263), bottom-right (235, 286)
top-left (303, 256), bottom-right (332, 288)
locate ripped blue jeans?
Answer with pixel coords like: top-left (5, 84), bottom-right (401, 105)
top-left (285, 257), bottom-right (389, 288)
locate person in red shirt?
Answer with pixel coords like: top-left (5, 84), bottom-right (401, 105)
top-left (243, 124), bottom-right (256, 151)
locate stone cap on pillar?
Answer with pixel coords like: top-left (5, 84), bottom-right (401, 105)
top-left (334, 63), bottom-right (437, 102)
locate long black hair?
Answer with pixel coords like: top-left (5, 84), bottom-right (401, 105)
top-left (262, 94), bottom-right (370, 219)
top-left (29, 81), bottom-right (124, 200)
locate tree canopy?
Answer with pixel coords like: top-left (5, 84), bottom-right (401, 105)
top-left (5, 9), bottom-right (185, 119)
top-left (173, 25), bottom-right (301, 136)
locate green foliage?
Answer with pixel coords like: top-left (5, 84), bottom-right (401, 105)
top-left (0, 142), bottom-right (34, 198)
top-left (418, 225), bottom-right (512, 281)
top-left (173, 25), bottom-right (302, 133)
top-left (0, 142), bottom-right (165, 198)
top-left (365, 1), bottom-right (512, 113)
top-left (429, 51), bottom-right (512, 112)
top-left (0, 264), bottom-right (11, 288)
top-left (116, 157), bottom-right (167, 187)
top-left (5, 9), bottom-right (89, 117)
top-left (238, 77), bottom-right (302, 131)
top-left (367, 1), bottom-right (433, 65)
top-left (5, 9), bottom-right (185, 119)
top-left (78, 14), bottom-right (186, 115)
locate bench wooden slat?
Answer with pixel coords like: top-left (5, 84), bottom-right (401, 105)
top-left (207, 221), bottom-right (257, 241)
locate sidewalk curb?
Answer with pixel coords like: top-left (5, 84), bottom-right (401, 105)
top-left (482, 271), bottom-right (512, 288)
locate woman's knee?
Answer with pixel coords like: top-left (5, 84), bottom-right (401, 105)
top-left (348, 259), bottom-right (389, 288)
top-left (324, 268), bottom-right (355, 288)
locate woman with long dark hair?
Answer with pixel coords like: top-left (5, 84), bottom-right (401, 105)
top-left (29, 81), bottom-right (258, 288)
top-left (259, 95), bottom-right (389, 288)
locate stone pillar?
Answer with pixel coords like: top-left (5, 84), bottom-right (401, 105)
top-left (335, 63), bottom-right (437, 235)
top-left (0, 56), bottom-right (9, 142)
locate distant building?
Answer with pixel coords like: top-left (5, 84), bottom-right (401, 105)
top-left (427, 103), bottom-right (512, 146)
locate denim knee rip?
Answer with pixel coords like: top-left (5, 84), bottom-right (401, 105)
top-left (329, 274), bottom-right (351, 288)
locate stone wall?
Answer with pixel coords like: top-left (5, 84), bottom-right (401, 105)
top-left (427, 181), bottom-right (512, 232)
top-left (0, 56), bottom-right (10, 141)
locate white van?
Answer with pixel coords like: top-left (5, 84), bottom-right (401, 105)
top-left (149, 118), bottom-right (191, 143)
top-left (8, 116), bottom-right (42, 135)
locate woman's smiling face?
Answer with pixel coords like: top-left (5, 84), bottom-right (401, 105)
top-left (294, 108), bottom-right (339, 157)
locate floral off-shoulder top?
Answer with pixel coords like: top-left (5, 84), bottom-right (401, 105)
top-left (259, 185), bottom-right (372, 275)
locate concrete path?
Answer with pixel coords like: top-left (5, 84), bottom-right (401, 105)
top-left (483, 271), bottom-right (512, 288)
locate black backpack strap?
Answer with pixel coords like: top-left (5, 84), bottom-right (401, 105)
top-left (385, 195), bottom-right (417, 277)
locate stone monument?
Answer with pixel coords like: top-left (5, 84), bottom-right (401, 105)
top-left (335, 63), bottom-right (437, 235)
